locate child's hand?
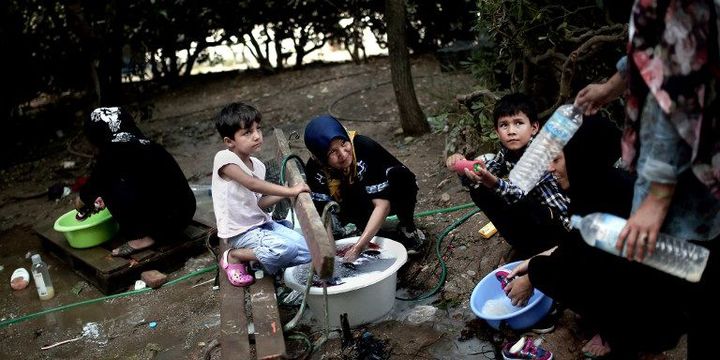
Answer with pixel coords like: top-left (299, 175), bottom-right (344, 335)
top-left (445, 153), bottom-right (465, 170)
top-left (291, 183), bottom-right (311, 196)
top-left (464, 167), bottom-right (498, 188)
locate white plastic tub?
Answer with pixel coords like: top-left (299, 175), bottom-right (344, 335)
top-left (283, 236), bottom-right (407, 328)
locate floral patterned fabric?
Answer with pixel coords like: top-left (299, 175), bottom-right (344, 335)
top-left (625, 0), bottom-right (720, 199)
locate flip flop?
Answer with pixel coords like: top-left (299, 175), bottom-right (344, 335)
top-left (220, 249), bottom-right (254, 287)
top-left (111, 242), bottom-right (147, 257)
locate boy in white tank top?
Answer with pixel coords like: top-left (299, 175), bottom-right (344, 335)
top-left (212, 102), bottom-right (311, 287)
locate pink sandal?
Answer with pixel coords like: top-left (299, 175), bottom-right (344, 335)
top-left (220, 249), bottom-right (254, 287)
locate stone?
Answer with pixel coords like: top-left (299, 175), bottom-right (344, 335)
top-left (141, 270), bottom-right (167, 289)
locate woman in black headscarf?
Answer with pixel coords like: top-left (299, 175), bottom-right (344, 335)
top-left (304, 115), bottom-right (423, 262)
top-left (76, 107), bottom-right (196, 256)
top-left (504, 115), bottom-right (686, 358)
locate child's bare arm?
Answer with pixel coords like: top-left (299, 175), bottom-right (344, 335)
top-left (258, 195), bottom-right (285, 209)
top-left (257, 182), bottom-right (308, 208)
top-left (258, 183), bottom-right (310, 208)
top-left (463, 167), bottom-right (498, 188)
top-left (221, 164), bottom-right (309, 197)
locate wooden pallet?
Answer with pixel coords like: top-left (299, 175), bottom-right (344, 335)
top-left (219, 239), bottom-right (285, 360)
top-left (35, 219), bottom-right (211, 294)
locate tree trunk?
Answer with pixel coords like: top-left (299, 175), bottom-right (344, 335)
top-left (245, 33), bottom-right (274, 73)
top-left (385, 0), bottom-right (429, 135)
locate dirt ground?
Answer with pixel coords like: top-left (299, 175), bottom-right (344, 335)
top-left (0, 55), bottom-right (686, 359)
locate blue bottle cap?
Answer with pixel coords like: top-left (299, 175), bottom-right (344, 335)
top-left (149, 321), bottom-right (157, 329)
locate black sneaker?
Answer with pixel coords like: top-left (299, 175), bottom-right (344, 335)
top-left (398, 226), bottom-right (426, 255)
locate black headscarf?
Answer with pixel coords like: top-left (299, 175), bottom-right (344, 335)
top-left (84, 107), bottom-right (149, 148)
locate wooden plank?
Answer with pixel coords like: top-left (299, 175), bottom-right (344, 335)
top-left (274, 128), bottom-right (336, 279)
top-left (249, 277), bottom-right (285, 360)
top-left (219, 240), bottom-right (251, 360)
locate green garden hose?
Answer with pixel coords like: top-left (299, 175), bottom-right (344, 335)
top-left (0, 265), bottom-right (217, 329)
top-left (396, 207), bottom-right (480, 301)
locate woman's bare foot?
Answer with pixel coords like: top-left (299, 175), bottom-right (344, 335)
top-left (111, 236), bottom-right (155, 256)
top-left (582, 333), bottom-right (611, 358)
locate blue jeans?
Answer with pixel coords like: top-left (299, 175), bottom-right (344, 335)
top-left (229, 221), bottom-right (311, 274)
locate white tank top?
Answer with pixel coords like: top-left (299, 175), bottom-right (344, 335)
top-left (212, 150), bottom-right (271, 239)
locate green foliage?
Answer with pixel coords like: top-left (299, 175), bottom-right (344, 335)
top-left (469, 100), bottom-right (499, 148)
top-left (426, 113), bottom-right (448, 133)
top-left (471, 0), bottom-right (629, 117)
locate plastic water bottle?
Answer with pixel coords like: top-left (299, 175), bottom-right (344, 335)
top-left (509, 104), bottom-right (583, 193)
top-left (570, 213), bottom-right (710, 282)
top-left (31, 254), bottom-right (55, 300)
top-left (190, 184), bottom-right (212, 197)
top-left (190, 184), bottom-right (212, 207)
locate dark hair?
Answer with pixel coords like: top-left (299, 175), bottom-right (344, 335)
top-left (215, 102), bottom-right (262, 139)
top-left (492, 93), bottom-right (539, 128)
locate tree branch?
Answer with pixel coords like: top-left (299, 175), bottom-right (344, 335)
top-left (568, 24), bottom-right (626, 43)
top-left (455, 89), bottom-right (500, 113)
top-left (541, 32), bottom-right (627, 117)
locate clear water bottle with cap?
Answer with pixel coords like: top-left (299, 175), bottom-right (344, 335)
top-left (509, 104), bottom-right (583, 193)
top-left (31, 254), bottom-right (55, 300)
top-left (570, 212), bottom-right (710, 282)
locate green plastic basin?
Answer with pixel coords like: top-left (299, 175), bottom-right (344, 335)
top-left (53, 208), bottom-right (119, 249)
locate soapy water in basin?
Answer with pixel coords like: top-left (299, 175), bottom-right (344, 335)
top-left (293, 243), bottom-right (397, 287)
top-left (481, 297), bottom-right (521, 316)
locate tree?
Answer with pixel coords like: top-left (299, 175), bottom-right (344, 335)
top-left (65, 0), bottom-right (124, 106)
top-left (473, 1), bottom-right (628, 117)
top-left (384, 0), bottom-right (429, 135)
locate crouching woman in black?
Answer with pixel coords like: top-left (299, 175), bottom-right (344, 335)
top-left (76, 107), bottom-right (196, 257)
top-left (304, 115), bottom-right (424, 262)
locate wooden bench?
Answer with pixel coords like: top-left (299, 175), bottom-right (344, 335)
top-left (218, 239), bottom-right (286, 360)
top-left (215, 129), bottom-right (337, 359)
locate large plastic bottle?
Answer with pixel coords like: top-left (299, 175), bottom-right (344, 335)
top-left (31, 254), bottom-right (55, 300)
top-left (570, 213), bottom-right (710, 282)
top-left (509, 104), bottom-right (583, 193)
